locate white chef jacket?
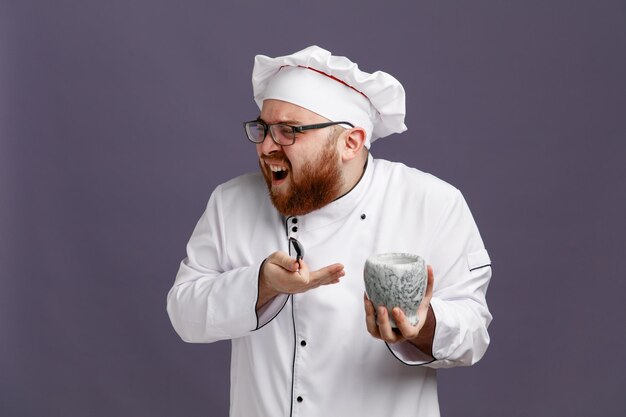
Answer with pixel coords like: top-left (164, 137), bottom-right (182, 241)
top-left (167, 154), bottom-right (492, 417)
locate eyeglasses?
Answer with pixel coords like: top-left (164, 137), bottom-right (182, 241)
top-left (243, 119), bottom-right (354, 146)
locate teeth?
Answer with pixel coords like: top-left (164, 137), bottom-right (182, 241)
top-left (269, 165), bottom-right (287, 172)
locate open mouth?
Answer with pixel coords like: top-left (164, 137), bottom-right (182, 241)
top-left (269, 164), bottom-right (289, 182)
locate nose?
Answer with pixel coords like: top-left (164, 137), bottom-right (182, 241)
top-left (257, 130), bottom-right (281, 156)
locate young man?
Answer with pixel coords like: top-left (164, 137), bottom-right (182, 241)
top-left (167, 45), bottom-right (492, 416)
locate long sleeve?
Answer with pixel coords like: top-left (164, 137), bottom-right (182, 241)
top-left (166, 185), bottom-right (287, 343)
top-left (388, 189), bottom-right (492, 368)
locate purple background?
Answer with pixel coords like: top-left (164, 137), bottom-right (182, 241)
top-left (2, 1), bottom-right (625, 416)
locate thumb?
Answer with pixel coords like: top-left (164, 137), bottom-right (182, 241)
top-left (424, 265), bottom-right (434, 302)
top-left (267, 251), bottom-right (299, 272)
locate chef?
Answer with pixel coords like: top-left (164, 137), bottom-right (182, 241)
top-left (167, 45), bottom-right (492, 417)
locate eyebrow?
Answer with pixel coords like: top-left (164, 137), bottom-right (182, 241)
top-left (257, 116), bottom-right (303, 125)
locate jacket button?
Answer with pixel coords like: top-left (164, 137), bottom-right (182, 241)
top-left (292, 226), bottom-right (298, 233)
top-left (300, 340), bottom-right (307, 347)
top-left (297, 396), bottom-right (303, 403)
top-left (361, 213), bottom-right (366, 219)
top-left (292, 218), bottom-right (298, 224)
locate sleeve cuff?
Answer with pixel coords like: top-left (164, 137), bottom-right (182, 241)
top-left (254, 259), bottom-right (289, 330)
top-left (385, 341), bottom-right (436, 366)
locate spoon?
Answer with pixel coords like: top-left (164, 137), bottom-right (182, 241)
top-left (289, 237), bottom-right (304, 261)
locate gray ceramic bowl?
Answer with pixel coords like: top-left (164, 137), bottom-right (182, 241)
top-left (364, 253), bottom-right (427, 327)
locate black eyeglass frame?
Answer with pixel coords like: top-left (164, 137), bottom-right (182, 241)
top-left (243, 120), bottom-right (355, 146)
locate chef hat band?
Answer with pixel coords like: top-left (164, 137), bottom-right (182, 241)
top-left (252, 45), bottom-right (407, 148)
top-left (261, 66), bottom-right (375, 145)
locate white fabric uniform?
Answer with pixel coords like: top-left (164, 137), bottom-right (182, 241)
top-left (167, 155), bottom-right (492, 417)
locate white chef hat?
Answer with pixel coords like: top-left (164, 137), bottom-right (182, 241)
top-left (252, 45), bottom-right (407, 148)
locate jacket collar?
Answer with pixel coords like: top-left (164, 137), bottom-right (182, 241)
top-left (286, 153), bottom-right (374, 233)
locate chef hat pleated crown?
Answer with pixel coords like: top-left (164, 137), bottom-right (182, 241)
top-left (252, 45), bottom-right (407, 148)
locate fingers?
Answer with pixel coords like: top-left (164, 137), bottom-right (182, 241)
top-left (263, 255), bottom-right (345, 295)
top-left (364, 267), bottom-right (437, 345)
top-left (370, 267), bottom-right (435, 344)
top-left (376, 306), bottom-right (404, 343)
top-left (392, 307), bottom-right (418, 340)
top-left (364, 293), bottom-right (406, 344)
top-left (309, 263), bottom-right (345, 287)
top-left (364, 294), bottom-right (381, 339)
top-left (386, 267), bottom-right (435, 341)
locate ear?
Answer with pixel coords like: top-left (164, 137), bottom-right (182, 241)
top-left (339, 127), bottom-right (367, 162)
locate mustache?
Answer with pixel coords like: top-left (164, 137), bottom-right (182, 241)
top-left (260, 152), bottom-right (290, 166)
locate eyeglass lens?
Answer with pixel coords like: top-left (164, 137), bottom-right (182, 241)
top-left (245, 123), bottom-right (266, 143)
top-left (246, 122), bottom-right (295, 145)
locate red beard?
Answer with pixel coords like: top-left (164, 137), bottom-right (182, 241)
top-left (259, 142), bottom-right (343, 216)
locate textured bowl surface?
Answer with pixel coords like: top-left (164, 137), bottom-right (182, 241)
top-left (364, 253), bottom-right (427, 327)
